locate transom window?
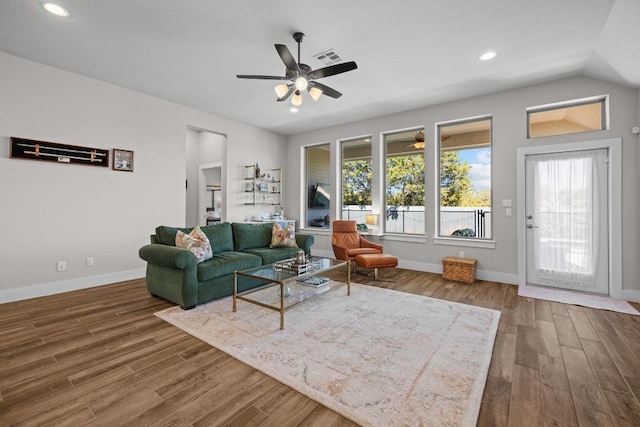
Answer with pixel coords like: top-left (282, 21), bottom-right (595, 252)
top-left (527, 96), bottom-right (607, 138)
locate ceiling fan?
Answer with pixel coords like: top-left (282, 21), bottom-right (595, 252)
top-left (405, 131), bottom-right (452, 149)
top-left (236, 32), bottom-right (357, 107)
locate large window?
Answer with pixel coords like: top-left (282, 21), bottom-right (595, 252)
top-left (341, 137), bottom-right (372, 224)
top-left (527, 96), bottom-right (607, 138)
top-left (305, 144), bottom-right (331, 228)
top-left (438, 117), bottom-right (492, 239)
top-left (384, 129), bottom-right (425, 235)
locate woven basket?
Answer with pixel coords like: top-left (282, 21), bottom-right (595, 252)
top-left (442, 256), bottom-right (477, 284)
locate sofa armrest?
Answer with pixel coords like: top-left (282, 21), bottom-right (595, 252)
top-left (139, 244), bottom-right (197, 270)
top-left (295, 233), bottom-right (315, 254)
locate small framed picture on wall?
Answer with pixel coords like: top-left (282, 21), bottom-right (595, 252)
top-left (113, 149), bottom-right (134, 172)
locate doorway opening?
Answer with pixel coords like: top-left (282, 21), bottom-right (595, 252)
top-left (185, 128), bottom-right (226, 227)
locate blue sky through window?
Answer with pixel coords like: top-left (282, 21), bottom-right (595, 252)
top-left (458, 148), bottom-right (491, 191)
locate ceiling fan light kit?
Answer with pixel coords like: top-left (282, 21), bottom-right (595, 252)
top-left (294, 76), bottom-right (308, 91)
top-left (274, 84), bottom-right (290, 98)
top-left (309, 86), bottom-right (323, 101)
top-left (237, 32), bottom-right (357, 108)
top-left (291, 91), bottom-right (303, 106)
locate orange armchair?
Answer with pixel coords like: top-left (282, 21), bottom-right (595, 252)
top-left (331, 220), bottom-right (383, 261)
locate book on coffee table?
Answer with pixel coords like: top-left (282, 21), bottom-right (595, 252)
top-left (296, 276), bottom-right (330, 288)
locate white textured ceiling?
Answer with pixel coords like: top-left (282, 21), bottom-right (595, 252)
top-left (0, 0), bottom-right (638, 135)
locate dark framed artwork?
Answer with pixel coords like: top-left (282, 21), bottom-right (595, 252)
top-left (10, 137), bottom-right (109, 167)
top-left (113, 149), bottom-right (134, 172)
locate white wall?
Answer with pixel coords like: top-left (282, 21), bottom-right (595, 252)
top-left (0, 52), bottom-right (285, 302)
top-left (285, 76), bottom-right (640, 295)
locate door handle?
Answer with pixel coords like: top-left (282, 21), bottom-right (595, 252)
top-left (526, 224), bottom-right (539, 229)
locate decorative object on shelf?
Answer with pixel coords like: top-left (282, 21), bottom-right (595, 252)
top-left (255, 163), bottom-right (260, 178)
top-left (10, 137), bottom-right (109, 167)
top-left (112, 149), bottom-right (134, 172)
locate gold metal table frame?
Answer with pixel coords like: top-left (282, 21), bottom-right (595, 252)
top-left (233, 257), bottom-right (351, 330)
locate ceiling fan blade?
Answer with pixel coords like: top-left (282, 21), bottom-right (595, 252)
top-left (277, 85), bottom-right (295, 102)
top-left (275, 44), bottom-right (300, 74)
top-left (236, 74), bottom-right (289, 80)
top-left (309, 82), bottom-right (342, 98)
top-left (308, 61), bottom-right (357, 79)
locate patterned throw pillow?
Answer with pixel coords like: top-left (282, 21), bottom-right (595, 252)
top-left (175, 226), bottom-right (213, 263)
top-left (269, 222), bottom-right (298, 248)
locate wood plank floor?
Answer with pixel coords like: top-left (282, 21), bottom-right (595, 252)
top-left (1, 269), bottom-right (639, 426)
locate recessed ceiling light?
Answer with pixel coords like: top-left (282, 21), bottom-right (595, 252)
top-left (479, 51), bottom-right (497, 61)
top-left (43, 3), bottom-right (70, 17)
top-left (289, 107), bottom-right (299, 113)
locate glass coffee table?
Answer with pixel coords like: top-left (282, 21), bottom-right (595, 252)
top-left (233, 256), bottom-right (350, 330)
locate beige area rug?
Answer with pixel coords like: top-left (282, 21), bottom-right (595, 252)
top-left (155, 283), bottom-right (501, 426)
top-left (518, 284), bottom-right (639, 315)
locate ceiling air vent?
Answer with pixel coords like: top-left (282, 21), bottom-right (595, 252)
top-left (313, 49), bottom-right (342, 66)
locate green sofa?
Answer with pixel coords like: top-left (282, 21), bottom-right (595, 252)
top-left (139, 222), bottom-right (314, 309)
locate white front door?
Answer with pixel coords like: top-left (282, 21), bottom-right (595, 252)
top-left (525, 149), bottom-right (609, 295)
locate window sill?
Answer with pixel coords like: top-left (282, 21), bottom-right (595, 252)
top-left (380, 233), bottom-right (427, 244)
top-left (299, 227), bottom-right (331, 235)
top-left (432, 237), bottom-right (496, 249)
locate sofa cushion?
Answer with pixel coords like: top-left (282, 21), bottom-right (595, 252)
top-left (243, 247), bottom-right (300, 265)
top-left (269, 222), bottom-right (298, 248)
top-left (155, 225), bottom-right (191, 246)
top-left (196, 251), bottom-right (262, 282)
top-left (201, 222), bottom-right (234, 254)
top-left (175, 226), bottom-right (213, 263)
top-left (232, 222), bottom-right (273, 251)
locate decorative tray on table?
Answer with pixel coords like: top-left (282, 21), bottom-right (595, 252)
top-left (273, 258), bottom-right (321, 275)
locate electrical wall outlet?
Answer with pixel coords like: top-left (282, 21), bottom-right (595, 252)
top-left (86, 257), bottom-right (94, 267)
top-left (458, 251), bottom-right (464, 258)
top-left (57, 261), bottom-right (67, 272)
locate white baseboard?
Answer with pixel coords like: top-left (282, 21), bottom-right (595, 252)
top-left (6, 262), bottom-right (633, 305)
top-left (0, 268), bottom-right (146, 304)
top-left (622, 289), bottom-right (640, 303)
top-left (311, 250), bottom-right (519, 285)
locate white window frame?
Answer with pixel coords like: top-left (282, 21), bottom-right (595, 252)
top-left (382, 126), bottom-right (427, 237)
top-left (433, 115), bottom-right (495, 249)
